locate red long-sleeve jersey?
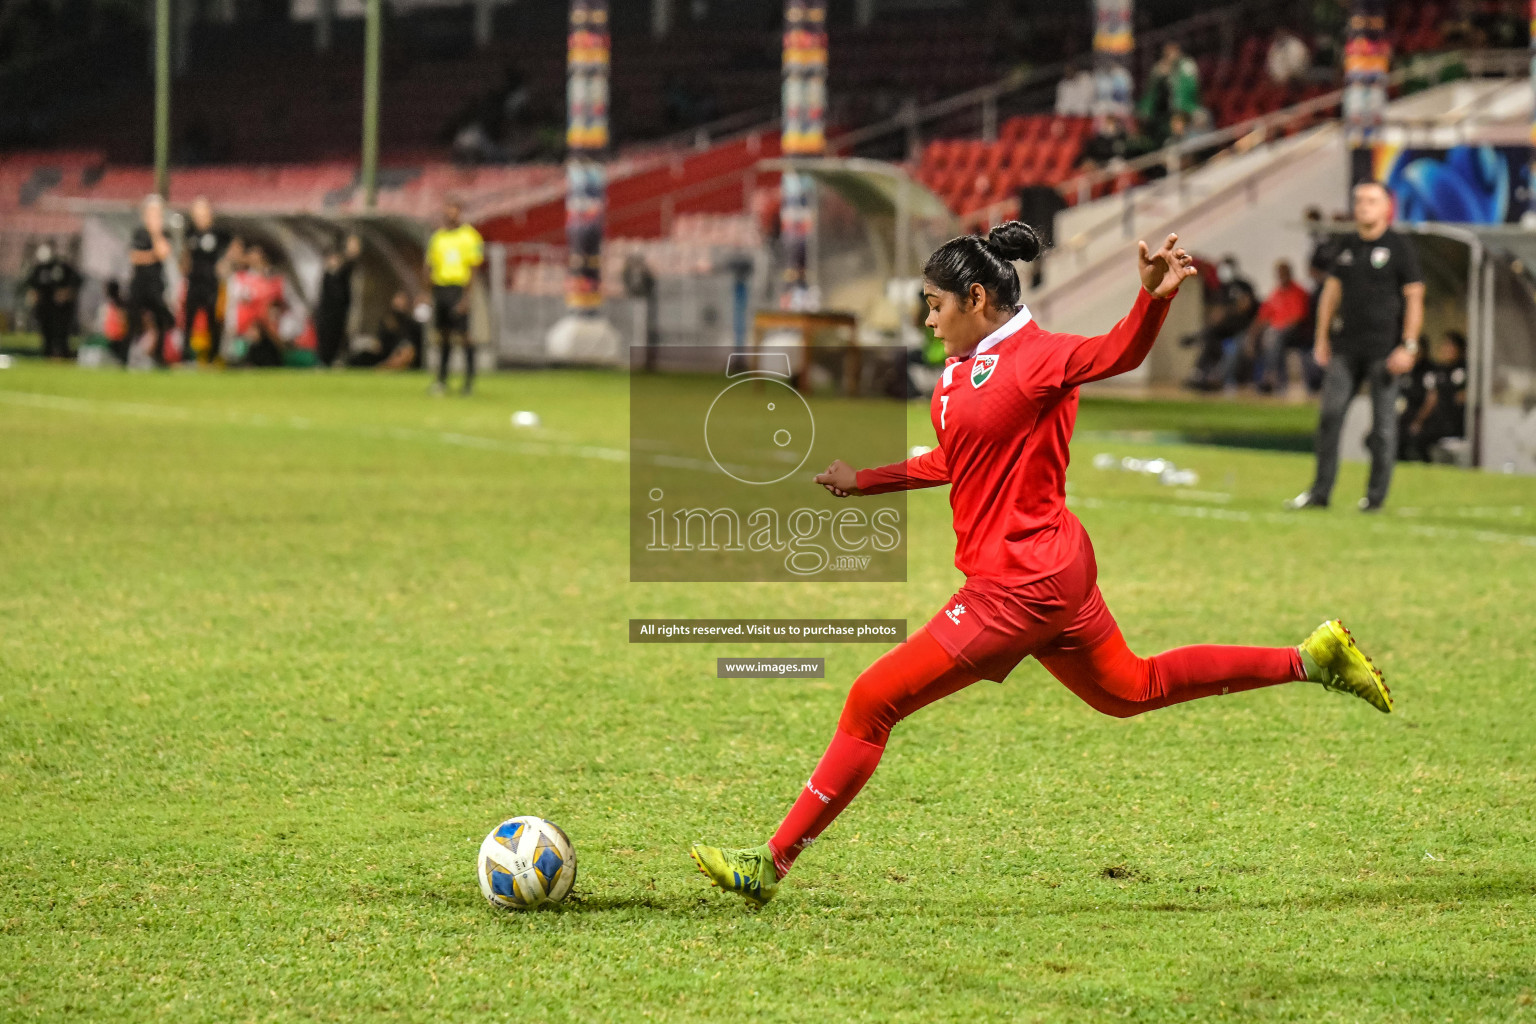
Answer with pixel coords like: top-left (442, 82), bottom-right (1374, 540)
top-left (857, 287), bottom-right (1173, 584)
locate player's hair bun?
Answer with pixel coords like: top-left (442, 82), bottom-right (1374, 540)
top-left (923, 221), bottom-right (1043, 311)
top-left (984, 221), bottom-right (1043, 263)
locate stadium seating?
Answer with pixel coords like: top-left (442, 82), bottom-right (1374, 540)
top-left (0, 150), bottom-right (562, 224)
top-left (478, 130), bottom-right (783, 246)
top-left (2, 2), bottom-right (1502, 237)
top-left (901, 2), bottom-right (1505, 224)
top-left (913, 115), bottom-right (1093, 216)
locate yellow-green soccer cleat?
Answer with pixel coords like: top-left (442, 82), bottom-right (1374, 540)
top-left (689, 842), bottom-right (779, 906)
top-left (1298, 619), bottom-right (1393, 713)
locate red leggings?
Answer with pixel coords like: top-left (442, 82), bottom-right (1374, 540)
top-left (769, 625), bottom-right (1303, 877)
top-left (841, 624), bottom-right (1301, 740)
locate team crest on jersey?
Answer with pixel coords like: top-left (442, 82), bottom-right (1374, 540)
top-left (1371, 246), bottom-right (1391, 268)
top-left (971, 354), bottom-right (999, 388)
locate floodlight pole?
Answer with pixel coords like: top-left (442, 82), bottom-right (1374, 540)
top-left (154, 0), bottom-right (170, 198)
top-left (362, 0), bottom-right (382, 209)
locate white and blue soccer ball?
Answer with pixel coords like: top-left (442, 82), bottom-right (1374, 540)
top-left (477, 816), bottom-right (577, 909)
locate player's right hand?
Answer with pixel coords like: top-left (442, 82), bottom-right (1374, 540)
top-left (814, 459), bottom-right (861, 498)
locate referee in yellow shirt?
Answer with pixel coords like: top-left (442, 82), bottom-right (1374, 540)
top-left (425, 198), bottom-right (485, 395)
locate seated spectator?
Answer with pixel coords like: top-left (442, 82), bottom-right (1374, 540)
top-left (1183, 254), bottom-right (1258, 391)
top-left (1266, 29), bottom-right (1310, 86)
top-left (1401, 331), bottom-right (1468, 461)
top-left (1440, 11), bottom-right (1483, 49)
top-left (1304, 206), bottom-right (1344, 276)
top-left (1310, 0), bottom-right (1346, 75)
top-left (349, 291), bottom-right (424, 369)
top-left (1248, 259), bottom-right (1313, 393)
top-left (1472, 0), bottom-right (1523, 48)
top-left (452, 120), bottom-right (503, 165)
top-left (1137, 41), bottom-right (1201, 146)
top-left (1078, 114), bottom-right (1132, 168)
top-left (1091, 60), bottom-right (1134, 118)
top-left (1055, 61), bottom-right (1096, 117)
top-left (231, 244), bottom-right (286, 367)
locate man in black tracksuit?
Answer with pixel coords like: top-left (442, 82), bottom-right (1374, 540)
top-left (1289, 181), bottom-right (1425, 512)
top-left (315, 234), bottom-right (362, 367)
top-left (181, 197), bottom-right (231, 363)
top-left (26, 242), bottom-right (81, 359)
top-left (128, 196), bottom-right (174, 367)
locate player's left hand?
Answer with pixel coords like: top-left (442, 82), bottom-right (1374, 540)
top-left (1385, 345), bottom-right (1415, 376)
top-left (1139, 233), bottom-right (1198, 298)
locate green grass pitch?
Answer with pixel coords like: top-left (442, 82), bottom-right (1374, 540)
top-left (2, 362), bottom-right (1534, 1022)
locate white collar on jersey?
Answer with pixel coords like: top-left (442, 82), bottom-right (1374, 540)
top-left (973, 304), bottom-right (1033, 356)
top-left (941, 305), bottom-right (1033, 389)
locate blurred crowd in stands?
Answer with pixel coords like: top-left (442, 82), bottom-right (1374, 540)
top-left (1064, 27), bottom-right (1331, 174)
top-left (1065, 0), bottom-right (1529, 168)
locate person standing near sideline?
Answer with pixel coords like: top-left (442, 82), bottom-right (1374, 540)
top-left (424, 199), bottom-right (484, 396)
top-left (316, 234), bottom-right (362, 367)
top-left (127, 195), bottom-right (175, 367)
top-left (1288, 181), bottom-right (1424, 512)
top-left (25, 240), bottom-right (81, 359)
top-left (181, 197), bottom-right (231, 364)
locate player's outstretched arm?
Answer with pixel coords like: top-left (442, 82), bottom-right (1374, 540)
top-left (815, 446), bottom-right (950, 498)
top-left (1059, 233), bottom-right (1197, 387)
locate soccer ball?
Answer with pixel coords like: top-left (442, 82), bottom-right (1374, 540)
top-left (477, 816), bottom-right (577, 909)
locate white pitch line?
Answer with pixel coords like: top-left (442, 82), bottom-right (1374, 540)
top-left (1069, 493), bottom-right (1536, 549)
top-left (1, 388), bottom-right (631, 464)
top-left (7, 389), bottom-right (1534, 550)
top-left (0, 389), bottom-right (195, 421)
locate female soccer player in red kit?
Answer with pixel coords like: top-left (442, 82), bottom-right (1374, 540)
top-left (690, 223), bottom-right (1392, 905)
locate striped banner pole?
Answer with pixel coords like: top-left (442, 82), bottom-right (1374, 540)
top-left (1529, 0), bottom-right (1535, 221)
top-left (1343, 0), bottom-right (1390, 192)
top-left (780, 0), bottom-right (827, 310)
top-left (1092, 0), bottom-right (1134, 119)
top-left (565, 0), bottom-right (609, 314)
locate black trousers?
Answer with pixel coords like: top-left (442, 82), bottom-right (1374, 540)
top-left (432, 284), bottom-right (473, 385)
top-left (127, 281), bottom-right (172, 364)
top-left (36, 302), bottom-right (73, 358)
top-left (1309, 352), bottom-right (1400, 506)
top-left (183, 280), bottom-right (222, 360)
top-left (437, 331), bottom-right (475, 386)
top-left (247, 330), bottom-right (284, 367)
top-left (316, 311), bottom-right (348, 367)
